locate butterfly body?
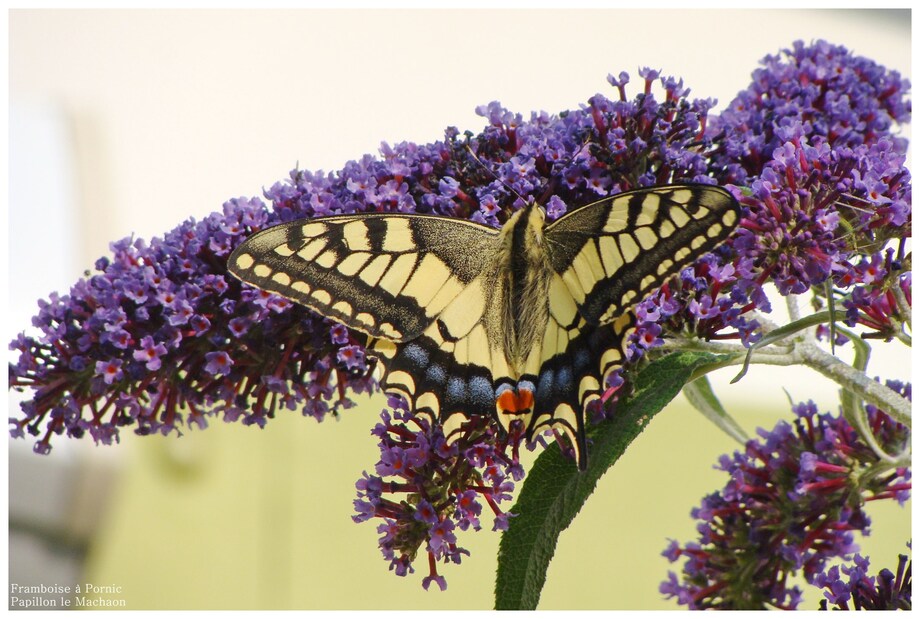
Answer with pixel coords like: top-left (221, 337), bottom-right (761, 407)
top-left (229, 185), bottom-right (740, 468)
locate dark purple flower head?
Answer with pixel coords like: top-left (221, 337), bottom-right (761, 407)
top-left (710, 39), bottom-right (911, 183)
top-left (9, 193), bottom-right (382, 454)
top-left (623, 51), bottom-right (908, 356)
top-left (732, 135), bottom-right (910, 301)
top-left (354, 399), bottom-right (523, 588)
top-left (662, 394), bottom-right (910, 610)
top-left (816, 551), bottom-right (911, 610)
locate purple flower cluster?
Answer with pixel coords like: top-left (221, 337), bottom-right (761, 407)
top-left (841, 255), bottom-right (911, 341)
top-left (353, 396), bottom-right (523, 589)
top-left (815, 552), bottom-right (911, 610)
top-left (8, 40), bottom-right (912, 589)
top-left (661, 388), bottom-right (911, 610)
top-left (710, 39), bottom-right (911, 184)
top-left (626, 41), bottom-right (912, 358)
top-left (8, 197), bottom-right (381, 454)
top-left (735, 137), bottom-right (910, 298)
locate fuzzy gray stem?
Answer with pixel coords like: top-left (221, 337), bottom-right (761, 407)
top-left (892, 282), bottom-right (912, 331)
top-left (797, 341), bottom-right (912, 427)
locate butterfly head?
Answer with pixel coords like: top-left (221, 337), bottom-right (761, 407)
top-left (500, 200), bottom-right (548, 249)
top-left (529, 200), bottom-right (548, 223)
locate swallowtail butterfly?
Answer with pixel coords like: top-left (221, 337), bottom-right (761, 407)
top-left (229, 185), bottom-right (740, 469)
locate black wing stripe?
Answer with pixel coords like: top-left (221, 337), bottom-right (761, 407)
top-left (545, 185), bottom-right (739, 325)
top-left (229, 213), bottom-right (500, 341)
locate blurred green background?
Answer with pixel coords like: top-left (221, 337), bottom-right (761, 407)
top-left (82, 390), bottom-right (910, 609)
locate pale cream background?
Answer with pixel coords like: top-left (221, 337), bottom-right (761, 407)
top-left (8, 9), bottom-right (911, 610)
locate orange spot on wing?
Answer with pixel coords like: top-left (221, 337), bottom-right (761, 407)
top-left (517, 387), bottom-right (534, 412)
top-left (497, 386), bottom-right (534, 415)
top-left (497, 390), bottom-right (517, 413)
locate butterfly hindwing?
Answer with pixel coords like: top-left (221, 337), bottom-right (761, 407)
top-left (367, 272), bottom-right (506, 439)
top-left (228, 213), bottom-right (500, 342)
top-left (529, 306), bottom-right (634, 468)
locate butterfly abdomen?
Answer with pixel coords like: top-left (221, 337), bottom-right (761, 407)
top-left (496, 204), bottom-right (554, 376)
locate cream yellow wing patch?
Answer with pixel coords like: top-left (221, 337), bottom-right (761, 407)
top-left (229, 213), bottom-right (501, 342)
top-left (367, 273), bottom-right (507, 442)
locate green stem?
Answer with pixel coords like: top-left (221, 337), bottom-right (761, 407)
top-left (831, 324), bottom-right (870, 372)
top-left (823, 323), bottom-right (908, 463)
top-left (730, 310), bottom-right (830, 383)
top-left (658, 339), bottom-right (795, 382)
top-left (825, 280), bottom-right (838, 355)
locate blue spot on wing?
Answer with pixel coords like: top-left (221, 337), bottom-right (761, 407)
top-left (426, 364), bottom-right (446, 386)
top-left (556, 366), bottom-right (573, 392)
top-left (573, 347), bottom-right (591, 372)
top-left (538, 369), bottom-right (555, 398)
top-left (403, 343), bottom-right (429, 368)
top-left (446, 376), bottom-right (466, 402)
top-left (468, 376), bottom-right (494, 409)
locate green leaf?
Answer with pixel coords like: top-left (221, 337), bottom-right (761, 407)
top-left (494, 351), bottom-right (732, 610)
top-left (683, 375), bottom-right (749, 445)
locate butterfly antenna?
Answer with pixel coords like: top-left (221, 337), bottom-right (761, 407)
top-left (535, 134), bottom-right (592, 206)
top-left (464, 144), bottom-right (531, 208)
top-left (465, 131), bottom-right (590, 209)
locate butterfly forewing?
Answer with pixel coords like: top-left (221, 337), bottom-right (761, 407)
top-left (544, 185), bottom-right (740, 324)
top-left (228, 213), bottom-right (500, 341)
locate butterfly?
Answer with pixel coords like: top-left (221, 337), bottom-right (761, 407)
top-left (228, 184), bottom-right (740, 468)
